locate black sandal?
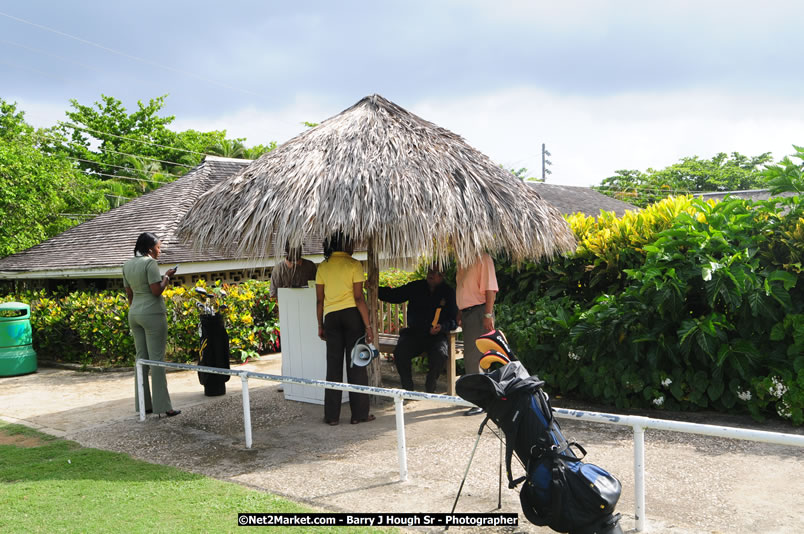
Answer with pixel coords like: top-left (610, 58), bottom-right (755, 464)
top-left (164, 409), bottom-right (181, 417)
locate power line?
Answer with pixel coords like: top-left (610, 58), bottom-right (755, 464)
top-left (65, 156), bottom-right (188, 180)
top-left (0, 38), bottom-right (105, 73)
top-left (28, 128), bottom-right (739, 198)
top-left (60, 123), bottom-right (210, 157)
top-left (55, 181), bottom-right (136, 201)
top-left (40, 129), bottom-right (738, 196)
top-left (84, 170), bottom-right (175, 186)
top-left (0, 57), bottom-right (70, 82)
top-left (0, 10), bottom-right (265, 99)
top-left (592, 185), bottom-right (698, 194)
top-left (33, 131), bottom-right (198, 169)
top-left (35, 130), bottom-right (235, 170)
top-left (77, 145), bottom-right (195, 169)
top-left (100, 194), bottom-right (134, 201)
top-left (534, 180), bottom-right (743, 196)
top-left (57, 213), bottom-right (100, 219)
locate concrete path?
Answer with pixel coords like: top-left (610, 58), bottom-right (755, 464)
top-left (2, 355), bottom-right (804, 534)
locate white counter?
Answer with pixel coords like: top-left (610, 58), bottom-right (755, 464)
top-left (278, 287), bottom-right (347, 405)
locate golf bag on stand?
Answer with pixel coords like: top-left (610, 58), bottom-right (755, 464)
top-left (455, 330), bottom-right (623, 534)
top-left (198, 313), bottom-right (230, 396)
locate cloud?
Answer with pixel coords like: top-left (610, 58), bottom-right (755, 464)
top-left (18, 85), bottom-right (803, 191)
top-left (167, 87), bottom-right (804, 188)
top-left (170, 92), bottom-right (342, 147)
top-left (410, 87), bottom-right (804, 186)
top-left (8, 96), bottom-right (69, 127)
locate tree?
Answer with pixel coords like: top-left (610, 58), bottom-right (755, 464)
top-left (55, 94), bottom-right (188, 177)
top-left (118, 155), bottom-right (172, 195)
top-left (509, 167), bottom-right (544, 182)
top-left (170, 129), bottom-right (228, 165)
top-left (0, 100), bottom-right (107, 257)
top-left (2, 95), bottom-right (279, 256)
top-left (766, 145), bottom-right (804, 195)
top-left (597, 152), bottom-right (773, 208)
top-left (244, 142), bottom-right (277, 160)
top-left (206, 138), bottom-right (247, 159)
top-left (55, 94), bottom-right (277, 180)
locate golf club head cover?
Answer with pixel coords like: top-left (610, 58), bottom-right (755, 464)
top-left (479, 350), bottom-right (511, 371)
top-left (475, 329), bottom-right (516, 362)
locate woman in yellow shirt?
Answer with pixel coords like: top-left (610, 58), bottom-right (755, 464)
top-left (315, 232), bottom-right (374, 426)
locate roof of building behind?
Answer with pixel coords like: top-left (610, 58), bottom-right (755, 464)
top-left (698, 189), bottom-right (796, 202)
top-left (1, 162), bottom-right (638, 275)
top-left (527, 182), bottom-right (637, 217)
top-left (0, 156), bottom-right (304, 273)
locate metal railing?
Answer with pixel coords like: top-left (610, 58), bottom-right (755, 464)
top-left (136, 359), bottom-right (473, 483)
top-left (136, 359), bottom-right (804, 532)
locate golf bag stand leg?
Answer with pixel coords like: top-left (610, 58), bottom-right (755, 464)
top-left (448, 415), bottom-right (503, 530)
top-left (498, 425), bottom-right (503, 509)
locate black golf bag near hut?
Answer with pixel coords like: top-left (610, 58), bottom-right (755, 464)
top-left (456, 360), bottom-right (623, 534)
top-left (198, 313), bottom-right (230, 396)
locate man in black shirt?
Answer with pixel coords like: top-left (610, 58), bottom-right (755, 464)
top-left (378, 267), bottom-right (458, 393)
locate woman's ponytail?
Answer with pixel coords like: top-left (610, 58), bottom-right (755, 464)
top-left (133, 232), bottom-right (159, 256)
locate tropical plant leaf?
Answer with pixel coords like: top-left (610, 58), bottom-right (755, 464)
top-left (707, 377), bottom-right (725, 401)
top-left (770, 322), bottom-right (786, 341)
top-left (767, 270), bottom-right (797, 291)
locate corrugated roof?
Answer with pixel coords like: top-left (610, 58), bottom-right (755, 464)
top-left (527, 182), bottom-right (637, 217)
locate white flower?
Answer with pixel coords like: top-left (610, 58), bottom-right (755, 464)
top-left (769, 376), bottom-right (788, 399)
top-left (736, 388), bottom-right (752, 402)
top-left (776, 399), bottom-right (792, 419)
top-left (568, 352), bottom-right (580, 361)
top-left (661, 378), bottom-right (672, 387)
top-left (652, 396), bottom-right (665, 407)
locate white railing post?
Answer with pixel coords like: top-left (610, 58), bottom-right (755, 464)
top-left (241, 373), bottom-right (252, 449)
top-left (136, 359), bottom-right (146, 422)
top-left (134, 358), bottom-right (804, 532)
top-left (394, 395), bottom-right (408, 482)
top-left (634, 424), bottom-right (646, 532)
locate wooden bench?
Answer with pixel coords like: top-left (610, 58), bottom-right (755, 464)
top-left (376, 301), bottom-right (464, 396)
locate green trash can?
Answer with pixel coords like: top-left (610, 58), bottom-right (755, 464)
top-left (0, 302), bottom-right (37, 376)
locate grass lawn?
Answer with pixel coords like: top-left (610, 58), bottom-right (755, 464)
top-left (0, 423), bottom-right (394, 534)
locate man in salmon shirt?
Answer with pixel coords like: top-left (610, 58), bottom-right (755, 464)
top-left (456, 253), bottom-right (498, 416)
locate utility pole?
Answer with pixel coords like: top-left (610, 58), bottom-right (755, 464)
top-left (542, 143), bottom-right (552, 182)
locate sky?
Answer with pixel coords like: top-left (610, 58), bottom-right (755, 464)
top-left (2, 0), bottom-right (804, 187)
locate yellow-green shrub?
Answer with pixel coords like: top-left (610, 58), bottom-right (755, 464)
top-left (0, 280), bottom-right (277, 367)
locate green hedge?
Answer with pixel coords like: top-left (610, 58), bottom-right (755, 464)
top-left (0, 270), bottom-right (420, 369)
top-left (496, 195), bottom-right (804, 425)
top-left (0, 280), bottom-right (278, 367)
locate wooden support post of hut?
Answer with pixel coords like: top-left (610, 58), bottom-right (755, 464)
top-left (365, 239), bottom-right (381, 392)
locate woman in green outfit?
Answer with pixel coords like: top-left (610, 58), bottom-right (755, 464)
top-left (123, 232), bottom-right (180, 417)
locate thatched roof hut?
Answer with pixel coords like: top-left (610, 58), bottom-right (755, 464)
top-left (178, 94), bottom-right (575, 267)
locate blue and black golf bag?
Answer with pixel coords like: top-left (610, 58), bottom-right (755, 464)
top-left (456, 331), bottom-right (623, 534)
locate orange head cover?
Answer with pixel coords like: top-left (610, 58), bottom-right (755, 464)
top-left (474, 329), bottom-right (516, 362)
top-left (479, 350), bottom-right (511, 371)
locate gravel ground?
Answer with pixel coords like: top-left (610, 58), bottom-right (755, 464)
top-left (4, 357), bottom-right (804, 533)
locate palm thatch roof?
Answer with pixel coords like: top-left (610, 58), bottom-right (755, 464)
top-left (178, 94), bottom-right (575, 267)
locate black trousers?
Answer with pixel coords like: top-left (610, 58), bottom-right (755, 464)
top-left (323, 307), bottom-right (369, 422)
top-left (394, 328), bottom-right (448, 393)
